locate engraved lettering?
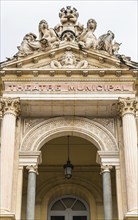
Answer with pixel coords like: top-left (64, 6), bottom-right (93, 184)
top-left (4, 83), bottom-right (134, 93)
top-left (68, 86), bottom-right (76, 91)
top-left (55, 85), bottom-right (61, 91)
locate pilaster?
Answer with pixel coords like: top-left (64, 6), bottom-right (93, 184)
top-left (115, 166), bottom-right (124, 220)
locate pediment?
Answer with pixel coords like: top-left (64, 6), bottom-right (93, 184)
top-left (1, 42), bottom-right (137, 71)
top-left (1, 5), bottom-right (138, 73)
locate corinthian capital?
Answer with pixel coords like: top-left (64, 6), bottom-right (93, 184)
top-left (0, 97), bottom-right (21, 117)
top-left (118, 97), bottom-right (137, 117)
top-left (101, 165), bottom-right (113, 174)
top-left (26, 165), bottom-right (38, 174)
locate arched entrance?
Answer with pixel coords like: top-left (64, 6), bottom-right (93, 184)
top-left (48, 196), bottom-right (89, 220)
top-left (20, 116), bottom-right (119, 220)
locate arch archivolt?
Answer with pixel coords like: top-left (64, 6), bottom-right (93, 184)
top-left (36, 176), bottom-right (102, 203)
top-left (20, 116), bottom-right (118, 151)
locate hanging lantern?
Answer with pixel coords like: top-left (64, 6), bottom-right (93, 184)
top-left (63, 136), bottom-right (74, 179)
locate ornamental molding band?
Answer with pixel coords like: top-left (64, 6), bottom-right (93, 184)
top-left (20, 116), bottom-right (118, 152)
top-left (0, 97), bottom-right (21, 117)
top-left (118, 97), bottom-right (138, 116)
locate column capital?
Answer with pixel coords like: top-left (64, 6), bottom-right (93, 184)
top-left (0, 97), bottom-right (21, 117)
top-left (96, 151), bottom-right (119, 166)
top-left (118, 97), bottom-right (137, 117)
top-left (19, 151), bottom-right (42, 166)
top-left (101, 165), bottom-right (113, 174)
top-left (26, 165), bottom-right (38, 174)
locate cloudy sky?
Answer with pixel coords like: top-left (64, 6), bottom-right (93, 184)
top-left (1, 0), bottom-right (138, 62)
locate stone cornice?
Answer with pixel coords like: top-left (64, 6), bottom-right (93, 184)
top-left (1, 68), bottom-right (137, 75)
top-left (1, 78), bottom-right (136, 82)
top-left (0, 97), bottom-right (21, 117)
top-left (1, 69), bottom-right (137, 81)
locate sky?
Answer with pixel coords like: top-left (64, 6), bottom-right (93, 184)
top-left (0, 0), bottom-right (138, 62)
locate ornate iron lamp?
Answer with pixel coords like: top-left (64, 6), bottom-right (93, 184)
top-left (63, 136), bottom-right (74, 179)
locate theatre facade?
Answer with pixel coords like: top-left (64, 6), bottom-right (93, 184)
top-left (0, 6), bottom-right (138, 220)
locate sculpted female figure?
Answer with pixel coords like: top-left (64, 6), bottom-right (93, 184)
top-left (38, 20), bottom-right (59, 48)
top-left (15, 32), bottom-right (41, 57)
top-left (97, 30), bottom-right (115, 55)
top-left (78, 19), bottom-right (97, 49)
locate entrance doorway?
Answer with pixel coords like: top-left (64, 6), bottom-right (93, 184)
top-left (49, 196), bottom-right (89, 220)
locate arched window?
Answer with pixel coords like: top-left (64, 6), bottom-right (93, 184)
top-left (49, 196), bottom-right (89, 220)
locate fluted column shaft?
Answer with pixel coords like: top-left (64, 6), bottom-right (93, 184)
top-left (119, 98), bottom-right (138, 213)
top-left (101, 165), bottom-right (113, 220)
top-left (26, 166), bottom-right (37, 220)
top-left (0, 98), bottom-right (20, 213)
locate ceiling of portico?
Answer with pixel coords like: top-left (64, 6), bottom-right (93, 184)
top-left (41, 136), bottom-right (97, 166)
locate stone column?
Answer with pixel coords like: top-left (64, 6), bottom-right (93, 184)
top-left (101, 165), bottom-right (113, 220)
top-left (0, 98), bottom-right (20, 215)
top-left (118, 98), bottom-right (138, 216)
top-left (26, 165), bottom-right (38, 220)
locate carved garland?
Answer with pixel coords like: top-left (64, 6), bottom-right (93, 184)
top-left (20, 116), bottom-right (118, 151)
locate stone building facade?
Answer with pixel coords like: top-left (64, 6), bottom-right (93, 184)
top-left (0, 6), bottom-right (138, 220)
